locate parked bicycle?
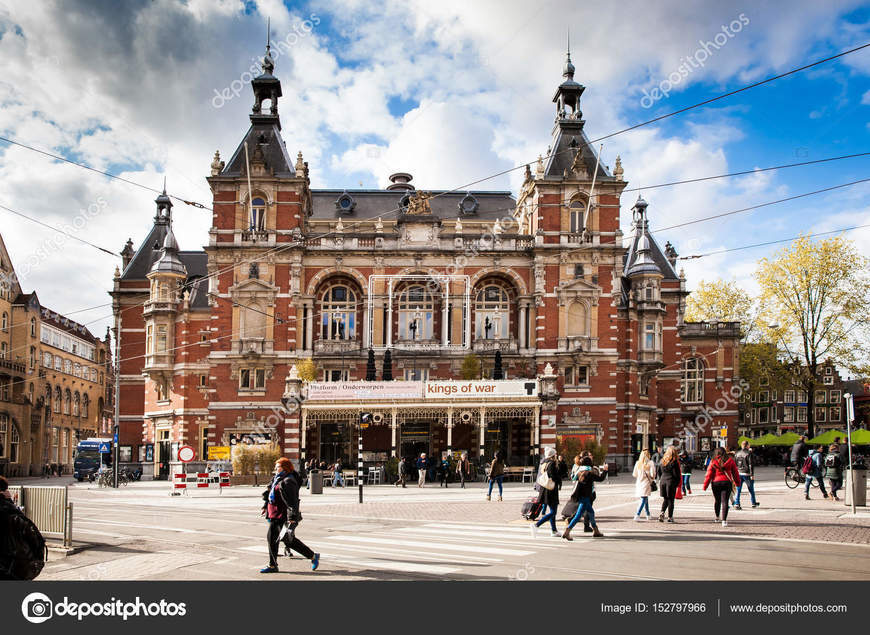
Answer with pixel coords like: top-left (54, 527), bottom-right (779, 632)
top-left (784, 466), bottom-right (819, 489)
top-left (96, 468), bottom-right (129, 487)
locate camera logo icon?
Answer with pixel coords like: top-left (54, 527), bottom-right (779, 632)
top-left (21, 592), bottom-right (53, 624)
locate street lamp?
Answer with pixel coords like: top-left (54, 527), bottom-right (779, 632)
top-left (844, 392), bottom-right (856, 515)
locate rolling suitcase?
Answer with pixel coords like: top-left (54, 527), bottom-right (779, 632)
top-left (561, 499), bottom-right (579, 521)
top-left (521, 495), bottom-right (542, 520)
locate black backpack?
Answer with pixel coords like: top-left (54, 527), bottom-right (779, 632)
top-left (824, 453), bottom-right (838, 469)
top-left (0, 500), bottom-right (47, 581)
top-left (735, 452), bottom-right (749, 472)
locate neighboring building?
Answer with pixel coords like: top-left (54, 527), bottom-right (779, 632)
top-left (113, 44), bottom-right (741, 478)
top-left (740, 359), bottom-right (849, 437)
top-left (38, 308), bottom-right (109, 469)
top-left (841, 378), bottom-right (869, 430)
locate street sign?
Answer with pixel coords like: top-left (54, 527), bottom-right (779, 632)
top-left (113, 433), bottom-right (119, 444)
top-left (720, 428), bottom-right (728, 438)
top-left (207, 446), bottom-right (231, 461)
top-left (178, 445), bottom-right (196, 463)
top-left (99, 442), bottom-right (110, 454)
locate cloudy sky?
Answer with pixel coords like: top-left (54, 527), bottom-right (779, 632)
top-left (0, 0), bottom-right (869, 338)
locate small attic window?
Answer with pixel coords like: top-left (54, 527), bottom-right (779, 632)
top-left (458, 193), bottom-right (479, 215)
top-left (335, 192), bottom-right (356, 214)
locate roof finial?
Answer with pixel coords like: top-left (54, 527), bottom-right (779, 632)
top-left (562, 29), bottom-right (575, 80)
top-left (262, 17), bottom-right (275, 75)
top-left (162, 175), bottom-right (166, 194)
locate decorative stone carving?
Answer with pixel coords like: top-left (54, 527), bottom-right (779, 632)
top-left (614, 155), bottom-right (623, 181)
top-left (210, 150), bottom-right (225, 176)
top-left (406, 191), bottom-right (432, 215)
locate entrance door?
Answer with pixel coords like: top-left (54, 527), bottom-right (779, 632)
top-left (484, 420), bottom-right (508, 462)
top-left (156, 429), bottom-right (171, 481)
top-left (400, 421), bottom-right (431, 463)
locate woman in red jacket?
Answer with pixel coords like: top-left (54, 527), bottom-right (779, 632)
top-left (702, 447), bottom-right (741, 527)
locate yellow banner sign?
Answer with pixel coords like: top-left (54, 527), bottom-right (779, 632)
top-left (208, 446), bottom-right (231, 460)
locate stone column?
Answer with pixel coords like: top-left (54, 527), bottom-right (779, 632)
top-left (528, 303), bottom-right (537, 351)
top-left (441, 281), bottom-right (449, 347)
top-left (386, 278), bottom-right (393, 347)
top-left (518, 301), bottom-right (527, 350)
top-left (295, 304), bottom-right (305, 353)
top-left (304, 301), bottom-right (314, 351)
top-left (300, 409), bottom-right (307, 462)
top-left (446, 408), bottom-right (453, 453)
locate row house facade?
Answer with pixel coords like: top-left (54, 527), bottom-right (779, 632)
top-left (113, 46), bottom-right (741, 477)
top-left (740, 359), bottom-right (853, 437)
top-left (0, 234), bottom-right (112, 475)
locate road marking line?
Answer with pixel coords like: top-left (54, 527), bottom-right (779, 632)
top-left (326, 535), bottom-right (535, 556)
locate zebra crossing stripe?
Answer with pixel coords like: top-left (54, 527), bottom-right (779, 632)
top-left (326, 535), bottom-right (534, 556)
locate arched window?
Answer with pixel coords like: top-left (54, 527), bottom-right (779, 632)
top-left (0, 342), bottom-right (6, 359)
top-left (73, 392), bottom-right (80, 417)
top-left (156, 325), bottom-right (168, 352)
top-left (74, 363), bottom-right (81, 378)
top-left (43, 351), bottom-right (52, 367)
top-left (82, 394), bottom-right (89, 418)
top-left (29, 346), bottom-right (36, 369)
top-left (320, 284), bottom-right (356, 341)
top-left (569, 199), bottom-right (585, 234)
top-left (0, 416), bottom-right (19, 462)
top-left (474, 284), bottom-right (510, 340)
top-left (53, 386), bottom-right (61, 414)
top-left (398, 285), bottom-right (434, 340)
top-left (146, 325), bottom-right (153, 354)
top-left (28, 383), bottom-right (34, 404)
top-left (681, 358), bottom-right (704, 404)
top-left (30, 317), bottom-right (36, 337)
top-left (63, 389), bottom-right (71, 415)
top-left (566, 301), bottom-right (589, 336)
top-left (1, 312), bottom-right (7, 330)
top-left (250, 196), bottom-right (266, 231)
top-left (240, 302), bottom-right (267, 339)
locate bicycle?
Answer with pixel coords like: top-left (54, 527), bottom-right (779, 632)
top-left (784, 466), bottom-right (819, 489)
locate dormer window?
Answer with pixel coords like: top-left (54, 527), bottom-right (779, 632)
top-left (335, 192), bottom-right (356, 214)
top-left (458, 193), bottom-right (479, 215)
top-left (569, 200), bottom-right (585, 233)
top-left (399, 193), bottom-right (411, 213)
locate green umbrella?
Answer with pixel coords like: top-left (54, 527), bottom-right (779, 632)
top-left (776, 432), bottom-right (802, 446)
top-left (755, 433), bottom-right (781, 446)
top-left (807, 430), bottom-right (846, 445)
top-left (847, 428), bottom-right (870, 445)
top-left (738, 435), bottom-right (752, 446)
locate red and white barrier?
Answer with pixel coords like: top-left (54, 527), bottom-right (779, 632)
top-left (170, 472), bottom-right (231, 496)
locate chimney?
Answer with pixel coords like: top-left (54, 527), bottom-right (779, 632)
top-left (386, 172), bottom-right (415, 191)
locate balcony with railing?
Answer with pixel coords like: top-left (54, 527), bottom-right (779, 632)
top-left (0, 358), bottom-right (27, 375)
top-left (472, 338), bottom-right (519, 354)
top-left (557, 335), bottom-right (597, 352)
top-left (680, 321), bottom-right (742, 338)
top-left (314, 339), bottom-right (362, 354)
top-left (235, 338), bottom-right (273, 356)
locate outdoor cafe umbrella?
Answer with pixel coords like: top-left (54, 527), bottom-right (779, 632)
top-left (776, 432), bottom-right (802, 446)
top-left (807, 429), bottom-right (846, 445)
top-left (754, 433), bottom-right (782, 446)
top-left (849, 428), bottom-right (870, 445)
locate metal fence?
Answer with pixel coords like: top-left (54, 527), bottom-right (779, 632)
top-left (8, 485), bottom-right (73, 547)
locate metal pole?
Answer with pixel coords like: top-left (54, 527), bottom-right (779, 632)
top-left (844, 393), bottom-right (855, 515)
top-left (113, 311), bottom-right (121, 488)
top-left (358, 419), bottom-right (364, 504)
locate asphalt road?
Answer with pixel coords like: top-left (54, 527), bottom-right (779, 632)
top-left (30, 467), bottom-right (870, 581)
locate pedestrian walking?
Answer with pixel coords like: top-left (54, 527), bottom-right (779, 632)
top-left (803, 446), bottom-right (829, 500)
top-left (824, 444), bottom-right (844, 501)
top-left (632, 449), bottom-right (656, 521)
top-left (416, 453), bottom-right (428, 487)
top-left (562, 456), bottom-right (606, 540)
top-left (790, 435), bottom-right (808, 469)
top-left (531, 448), bottom-right (562, 538)
top-left (456, 453), bottom-right (471, 488)
top-left (734, 440), bottom-right (759, 510)
top-left (260, 458), bottom-right (319, 574)
top-left (331, 458), bottom-right (344, 487)
top-left (439, 454), bottom-right (451, 488)
top-left (657, 446), bottom-right (682, 523)
top-left (395, 457), bottom-right (408, 487)
top-left (486, 450), bottom-right (505, 501)
top-left (702, 447), bottom-right (740, 526)
top-left (678, 449), bottom-right (693, 494)
top-left (556, 455), bottom-right (570, 484)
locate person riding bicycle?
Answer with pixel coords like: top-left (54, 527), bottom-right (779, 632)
top-left (790, 436), bottom-right (808, 470)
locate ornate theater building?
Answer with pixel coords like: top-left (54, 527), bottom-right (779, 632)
top-left (111, 45), bottom-right (741, 478)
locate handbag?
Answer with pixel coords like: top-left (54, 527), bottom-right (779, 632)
top-left (536, 463), bottom-right (555, 491)
top-left (650, 480), bottom-right (658, 492)
top-left (675, 483), bottom-right (683, 500)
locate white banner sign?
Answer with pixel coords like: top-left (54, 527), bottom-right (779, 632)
top-left (306, 381), bottom-right (423, 401)
top-left (424, 380), bottom-right (539, 399)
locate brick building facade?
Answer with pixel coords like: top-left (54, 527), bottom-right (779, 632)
top-left (112, 46), bottom-right (741, 477)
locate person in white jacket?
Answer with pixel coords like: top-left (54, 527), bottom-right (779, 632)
top-left (632, 449), bottom-right (657, 521)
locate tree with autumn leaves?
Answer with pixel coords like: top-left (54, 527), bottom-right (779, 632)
top-left (686, 235), bottom-right (870, 438)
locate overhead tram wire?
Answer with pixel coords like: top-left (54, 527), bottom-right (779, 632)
top-left (0, 203), bottom-right (121, 258)
top-left (678, 223), bottom-right (870, 260)
top-left (13, 41), bottom-right (870, 337)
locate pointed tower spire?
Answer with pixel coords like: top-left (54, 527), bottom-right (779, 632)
top-left (154, 177), bottom-right (173, 224)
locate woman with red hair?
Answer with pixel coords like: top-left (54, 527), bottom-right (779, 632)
top-left (260, 457), bottom-right (320, 573)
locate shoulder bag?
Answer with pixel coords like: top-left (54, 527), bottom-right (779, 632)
top-left (536, 462), bottom-right (555, 491)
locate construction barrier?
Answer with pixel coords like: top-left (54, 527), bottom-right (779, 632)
top-left (170, 472), bottom-right (231, 496)
top-left (7, 485), bottom-right (73, 546)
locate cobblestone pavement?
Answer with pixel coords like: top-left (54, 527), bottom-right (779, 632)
top-left (17, 467), bottom-right (870, 580)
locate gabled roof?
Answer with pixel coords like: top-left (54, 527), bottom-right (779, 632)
top-left (220, 122), bottom-right (295, 178)
top-left (543, 120), bottom-right (612, 180)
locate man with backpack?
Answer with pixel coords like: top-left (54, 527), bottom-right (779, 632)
top-left (734, 441), bottom-right (759, 510)
top-left (824, 444), bottom-right (844, 501)
top-left (791, 436), bottom-right (808, 469)
top-left (803, 446), bottom-right (829, 500)
top-left (0, 476), bottom-right (47, 581)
